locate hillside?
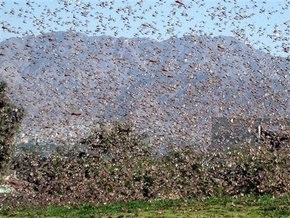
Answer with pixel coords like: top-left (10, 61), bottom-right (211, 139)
top-left (0, 31), bottom-right (289, 147)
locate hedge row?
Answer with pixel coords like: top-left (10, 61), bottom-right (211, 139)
top-left (2, 122), bottom-right (288, 207)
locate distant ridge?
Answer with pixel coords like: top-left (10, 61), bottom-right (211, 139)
top-left (0, 31), bottom-right (289, 147)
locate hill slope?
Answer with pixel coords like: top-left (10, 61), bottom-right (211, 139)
top-left (0, 31), bottom-right (289, 147)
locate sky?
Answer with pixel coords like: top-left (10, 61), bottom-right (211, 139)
top-left (0, 0), bottom-right (289, 57)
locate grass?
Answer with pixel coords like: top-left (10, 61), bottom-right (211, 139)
top-left (0, 195), bottom-right (289, 217)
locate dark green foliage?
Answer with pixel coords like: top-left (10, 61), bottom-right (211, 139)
top-left (0, 81), bottom-right (24, 178)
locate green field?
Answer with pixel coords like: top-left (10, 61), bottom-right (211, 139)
top-left (0, 195), bottom-right (289, 218)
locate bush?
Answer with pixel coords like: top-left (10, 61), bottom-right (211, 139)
top-left (203, 145), bottom-right (290, 196)
top-left (11, 122), bottom-right (155, 204)
top-left (0, 81), bottom-right (24, 179)
top-left (6, 121), bottom-right (289, 207)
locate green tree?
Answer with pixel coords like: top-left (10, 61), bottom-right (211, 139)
top-left (0, 81), bottom-right (24, 179)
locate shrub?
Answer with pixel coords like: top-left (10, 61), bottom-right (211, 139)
top-left (4, 122), bottom-right (289, 207)
top-left (203, 144), bottom-right (290, 196)
top-left (11, 122), bottom-right (155, 204)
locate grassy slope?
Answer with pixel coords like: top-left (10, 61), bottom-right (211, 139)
top-left (0, 195), bottom-right (289, 218)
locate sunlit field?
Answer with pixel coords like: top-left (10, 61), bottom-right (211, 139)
top-left (1, 195), bottom-right (289, 217)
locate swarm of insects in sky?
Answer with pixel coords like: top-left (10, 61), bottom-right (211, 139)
top-left (0, 0), bottom-right (289, 147)
top-left (0, 0), bottom-right (289, 207)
